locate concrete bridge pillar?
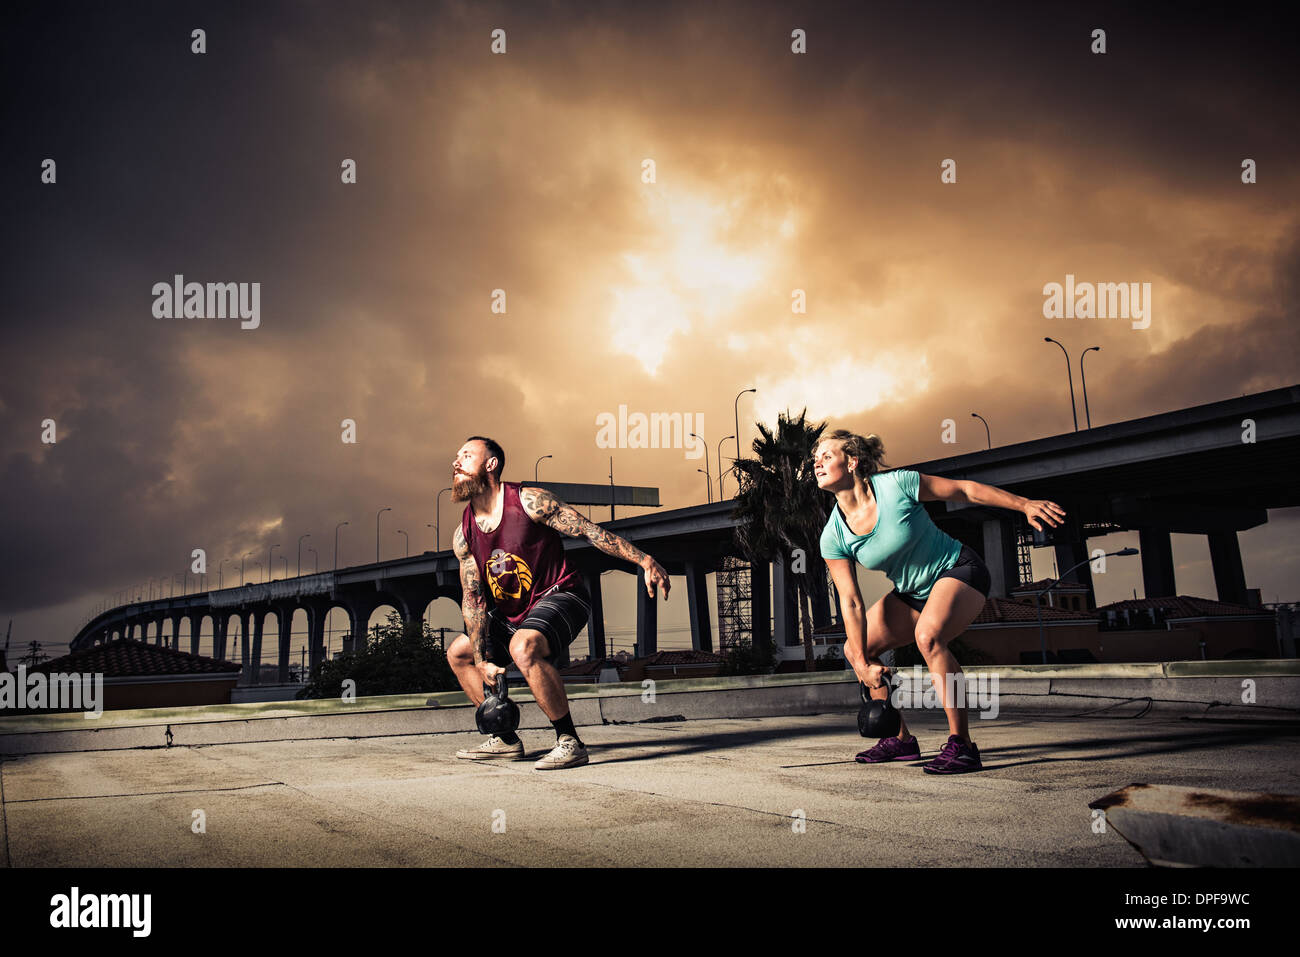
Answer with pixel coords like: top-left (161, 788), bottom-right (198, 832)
top-left (1208, 530), bottom-right (1249, 606)
top-left (248, 612), bottom-right (263, 684)
top-left (772, 552), bottom-right (795, 650)
top-left (635, 566), bottom-right (658, 657)
top-left (981, 516), bottom-right (1022, 599)
top-left (751, 559), bottom-right (772, 663)
top-left (685, 560), bottom-right (713, 652)
top-left (170, 615), bottom-right (183, 651)
top-left (187, 614), bottom-right (203, 656)
top-left (1053, 538), bottom-right (1096, 608)
top-left (808, 554), bottom-right (832, 629)
top-left (305, 602), bottom-right (328, 675)
top-left (277, 604), bottom-right (294, 683)
top-left (583, 570), bottom-right (607, 658)
top-left (210, 614), bottom-right (222, 658)
top-left (1139, 527), bottom-right (1177, 598)
top-left (346, 601), bottom-right (375, 654)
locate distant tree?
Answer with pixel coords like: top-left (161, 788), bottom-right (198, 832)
top-left (297, 611), bottom-right (458, 699)
top-left (731, 409), bottom-right (831, 672)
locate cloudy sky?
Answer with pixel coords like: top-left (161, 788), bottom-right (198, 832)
top-left (2, 0), bottom-right (1297, 660)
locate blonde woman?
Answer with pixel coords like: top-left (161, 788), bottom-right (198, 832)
top-left (815, 430), bottom-right (1064, 773)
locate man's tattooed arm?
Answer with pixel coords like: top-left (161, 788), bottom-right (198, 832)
top-left (453, 525), bottom-right (490, 665)
top-left (519, 485), bottom-right (672, 598)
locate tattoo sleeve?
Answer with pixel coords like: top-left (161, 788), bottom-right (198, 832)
top-left (520, 485), bottom-right (648, 567)
top-left (453, 525), bottom-right (489, 666)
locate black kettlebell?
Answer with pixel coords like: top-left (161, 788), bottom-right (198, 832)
top-left (475, 673), bottom-right (520, 736)
top-left (857, 670), bottom-right (901, 738)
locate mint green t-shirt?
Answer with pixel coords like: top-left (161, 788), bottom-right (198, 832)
top-left (819, 468), bottom-right (963, 600)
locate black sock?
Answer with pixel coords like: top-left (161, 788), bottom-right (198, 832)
top-left (551, 711), bottom-right (582, 746)
top-left (496, 730), bottom-right (520, 745)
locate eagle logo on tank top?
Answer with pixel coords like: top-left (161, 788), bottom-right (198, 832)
top-left (485, 548), bottom-right (534, 601)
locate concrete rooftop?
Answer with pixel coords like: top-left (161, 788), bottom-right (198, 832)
top-left (4, 703), bottom-right (1297, 867)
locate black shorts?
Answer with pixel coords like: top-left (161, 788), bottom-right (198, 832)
top-left (485, 583), bottom-right (591, 670)
top-left (890, 544), bottom-right (992, 613)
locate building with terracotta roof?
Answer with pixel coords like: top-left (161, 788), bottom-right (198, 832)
top-left (25, 637), bottom-right (242, 712)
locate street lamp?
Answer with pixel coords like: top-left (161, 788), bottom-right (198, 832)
top-left (242, 552), bottom-right (253, 586)
top-left (734, 387), bottom-right (756, 475)
top-left (970, 413), bottom-right (991, 449)
top-left (435, 487), bottom-right (452, 550)
top-left (334, 521), bottom-right (348, 571)
top-left (376, 507), bottom-right (391, 563)
top-left (534, 455), bottom-right (552, 481)
top-left (255, 560), bottom-right (264, 583)
top-left (697, 469), bottom-right (712, 503)
top-left (1043, 338), bottom-right (1078, 431)
top-left (297, 534), bottom-right (311, 577)
top-left (717, 434), bottom-right (735, 498)
top-left (689, 432), bottom-right (712, 503)
top-left (219, 558), bottom-right (230, 590)
top-left (307, 546), bottom-right (318, 574)
top-left (396, 529), bottom-right (409, 557)
top-left (1080, 346), bottom-right (1100, 429)
top-left (1035, 547), bottom-right (1138, 664)
top-left (268, 544), bottom-right (280, 582)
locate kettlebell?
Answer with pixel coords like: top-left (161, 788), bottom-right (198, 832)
top-left (475, 673), bottom-right (521, 736)
top-left (857, 670), bottom-right (901, 738)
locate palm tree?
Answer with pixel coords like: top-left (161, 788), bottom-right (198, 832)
top-left (731, 409), bottom-right (831, 671)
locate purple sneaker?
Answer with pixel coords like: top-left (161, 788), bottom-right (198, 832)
top-left (921, 734), bottom-right (982, 774)
top-left (855, 735), bottom-right (921, 764)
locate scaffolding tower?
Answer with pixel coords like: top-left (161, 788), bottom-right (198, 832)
top-left (715, 555), bottom-right (753, 652)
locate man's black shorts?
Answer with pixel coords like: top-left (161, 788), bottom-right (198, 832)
top-left (890, 544), bottom-right (992, 613)
top-left (484, 583), bottom-right (591, 670)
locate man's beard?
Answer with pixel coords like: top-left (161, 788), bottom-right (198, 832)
top-left (451, 468), bottom-right (489, 502)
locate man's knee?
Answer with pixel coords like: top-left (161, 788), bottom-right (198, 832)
top-left (508, 630), bottom-right (549, 669)
top-left (448, 633), bottom-right (475, 665)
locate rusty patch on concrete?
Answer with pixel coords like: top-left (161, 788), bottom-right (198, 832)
top-left (1182, 791), bottom-right (1300, 832)
top-left (1087, 782), bottom-right (1151, 811)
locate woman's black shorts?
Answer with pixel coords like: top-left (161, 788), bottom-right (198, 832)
top-left (890, 544), bottom-right (992, 613)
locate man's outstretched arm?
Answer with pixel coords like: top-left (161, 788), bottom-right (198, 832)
top-left (519, 485), bottom-right (671, 598)
top-left (453, 524), bottom-right (501, 678)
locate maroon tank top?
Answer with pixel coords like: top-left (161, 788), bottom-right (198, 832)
top-left (460, 482), bottom-right (581, 625)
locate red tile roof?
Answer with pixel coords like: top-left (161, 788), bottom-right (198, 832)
top-left (1097, 596), bottom-right (1272, 619)
top-left (644, 650), bottom-right (725, 666)
top-left (28, 638), bottom-right (243, 678)
top-left (971, 597), bottom-right (1098, 625)
top-left (1010, 579), bottom-right (1093, 593)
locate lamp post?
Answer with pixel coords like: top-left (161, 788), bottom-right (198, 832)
top-left (242, 552), bottom-right (253, 586)
top-left (297, 534), bottom-right (311, 577)
top-left (219, 558), bottom-right (230, 591)
top-left (435, 487), bottom-right (451, 550)
top-left (307, 546), bottom-right (318, 574)
top-left (254, 561), bottom-right (263, 584)
top-left (1043, 338), bottom-right (1078, 431)
top-left (1035, 547), bottom-right (1138, 663)
top-left (689, 432), bottom-right (712, 503)
top-left (1079, 346), bottom-right (1100, 429)
top-left (334, 521), bottom-right (348, 571)
top-left (734, 387), bottom-right (756, 475)
top-left (697, 469), bottom-right (712, 503)
top-left (376, 507), bottom-right (391, 563)
top-left (970, 413), bottom-right (991, 449)
top-left (717, 434), bottom-right (735, 498)
top-left (268, 544), bottom-right (280, 582)
top-left (396, 529), bottom-right (409, 557)
top-left (534, 454), bottom-right (552, 481)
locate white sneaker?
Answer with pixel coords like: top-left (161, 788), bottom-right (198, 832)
top-left (533, 734), bottom-right (589, 770)
top-left (455, 734), bottom-right (525, 760)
